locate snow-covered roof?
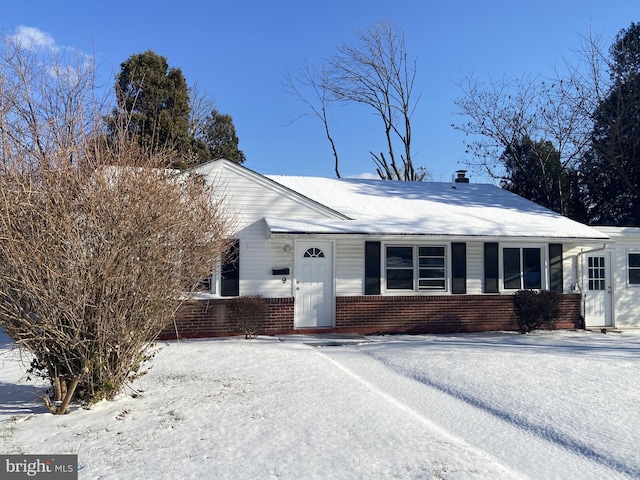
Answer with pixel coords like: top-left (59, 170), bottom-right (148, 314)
top-left (264, 175), bottom-right (608, 240)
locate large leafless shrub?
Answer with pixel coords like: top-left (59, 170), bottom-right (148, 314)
top-left (0, 28), bottom-right (234, 414)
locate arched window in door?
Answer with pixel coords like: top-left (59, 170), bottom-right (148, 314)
top-left (303, 247), bottom-right (325, 258)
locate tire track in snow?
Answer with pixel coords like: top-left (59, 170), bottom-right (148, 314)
top-left (318, 346), bottom-right (635, 480)
top-left (368, 350), bottom-right (639, 479)
top-left (315, 348), bottom-right (528, 480)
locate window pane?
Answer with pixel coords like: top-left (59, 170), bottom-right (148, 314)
top-left (386, 247), bottom-right (413, 267)
top-left (419, 258), bottom-right (445, 267)
top-left (503, 248), bottom-right (521, 289)
top-left (221, 239), bottom-right (239, 296)
top-left (418, 245), bottom-right (446, 291)
top-left (387, 269), bottom-right (413, 289)
top-left (523, 248), bottom-right (542, 289)
top-left (419, 246), bottom-right (445, 256)
top-left (419, 279), bottom-right (446, 289)
top-left (630, 254), bottom-right (640, 285)
top-left (419, 268), bottom-right (445, 278)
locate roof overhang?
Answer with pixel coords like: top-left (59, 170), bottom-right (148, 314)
top-left (264, 217), bottom-right (610, 242)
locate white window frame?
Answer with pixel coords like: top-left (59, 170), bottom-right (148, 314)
top-left (383, 243), bottom-right (449, 294)
top-left (627, 250), bottom-right (640, 287)
top-left (499, 243), bottom-right (547, 292)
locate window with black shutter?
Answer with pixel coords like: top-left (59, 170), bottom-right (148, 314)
top-left (221, 239), bottom-right (240, 297)
top-left (549, 244), bottom-right (563, 292)
top-left (451, 243), bottom-right (467, 294)
top-left (364, 241), bottom-right (381, 295)
top-left (484, 243), bottom-right (499, 293)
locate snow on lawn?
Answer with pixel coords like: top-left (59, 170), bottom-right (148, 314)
top-left (1, 330), bottom-right (638, 479)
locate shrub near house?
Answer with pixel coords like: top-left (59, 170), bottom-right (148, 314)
top-left (513, 290), bottom-right (561, 333)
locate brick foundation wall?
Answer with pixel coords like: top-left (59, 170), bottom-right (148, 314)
top-left (334, 294), bottom-right (582, 335)
top-left (161, 294), bottom-right (582, 339)
top-left (159, 298), bottom-right (294, 339)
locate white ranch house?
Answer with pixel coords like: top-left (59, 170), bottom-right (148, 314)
top-left (163, 160), bottom-right (639, 338)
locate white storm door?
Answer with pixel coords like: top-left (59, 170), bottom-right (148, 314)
top-left (294, 241), bottom-right (334, 328)
top-left (584, 253), bottom-right (613, 327)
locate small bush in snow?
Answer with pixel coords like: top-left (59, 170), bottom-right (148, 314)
top-left (227, 296), bottom-right (267, 339)
top-left (513, 290), bottom-right (561, 334)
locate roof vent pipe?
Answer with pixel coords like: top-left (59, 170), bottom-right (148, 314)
top-left (454, 170), bottom-right (469, 183)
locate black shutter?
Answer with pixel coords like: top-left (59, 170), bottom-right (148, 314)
top-left (451, 243), bottom-right (467, 294)
top-left (221, 239), bottom-right (240, 297)
top-left (549, 243), bottom-right (563, 292)
top-left (364, 241), bottom-right (381, 295)
top-left (484, 243), bottom-right (499, 293)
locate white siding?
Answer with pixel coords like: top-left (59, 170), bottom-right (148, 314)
top-left (335, 239), bottom-right (365, 296)
top-left (198, 161), bottom-right (343, 233)
top-left (594, 228), bottom-right (640, 329)
top-left (609, 243), bottom-right (637, 328)
top-left (563, 244), bottom-right (584, 294)
top-left (238, 223), bottom-right (295, 298)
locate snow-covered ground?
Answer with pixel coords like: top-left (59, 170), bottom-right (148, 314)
top-left (1, 329), bottom-right (638, 479)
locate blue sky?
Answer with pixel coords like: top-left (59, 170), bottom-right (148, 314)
top-left (2, 1), bottom-right (638, 181)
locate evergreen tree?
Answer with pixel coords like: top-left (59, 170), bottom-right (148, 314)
top-left (193, 108), bottom-right (245, 164)
top-left (110, 50), bottom-right (192, 169)
top-left (110, 51), bottom-right (246, 169)
top-left (500, 137), bottom-right (570, 215)
top-left (584, 23), bottom-right (640, 225)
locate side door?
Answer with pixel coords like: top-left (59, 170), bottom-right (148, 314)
top-left (584, 252), bottom-right (613, 327)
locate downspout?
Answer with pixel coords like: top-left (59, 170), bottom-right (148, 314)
top-left (575, 242), bottom-right (610, 329)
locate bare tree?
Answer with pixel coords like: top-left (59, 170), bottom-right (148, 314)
top-left (452, 24), bottom-right (619, 220)
top-left (285, 20), bottom-right (424, 180)
top-left (328, 20), bottom-right (422, 180)
top-left (0, 29), bottom-right (234, 414)
top-left (453, 74), bottom-right (590, 182)
top-left (283, 64), bottom-right (341, 177)
top-left (188, 81), bottom-right (217, 140)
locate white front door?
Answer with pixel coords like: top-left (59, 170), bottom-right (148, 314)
top-left (584, 252), bottom-right (613, 328)
top-left (294, 241), bottom-right (334, 328)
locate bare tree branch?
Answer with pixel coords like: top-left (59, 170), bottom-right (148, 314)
top-left (284, 20), bottom-right (425, 180)
top-left (283, 63), bottom-right (341, 177)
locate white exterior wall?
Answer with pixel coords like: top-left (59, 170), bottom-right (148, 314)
top-left (596, 227), bottom-right (640, 329)
top-left (238, 223), bottom-right (296, 298)
top-left (327, 238), bottom-right (580, 297)
top-left (201, 164), bottom-right (336, 230)
top-left (194, 161), bottom-right (343, 299)
top-left (562, 244), bottom-right (583, 294)
top-left (236, 228), bottom-right (596, 300)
